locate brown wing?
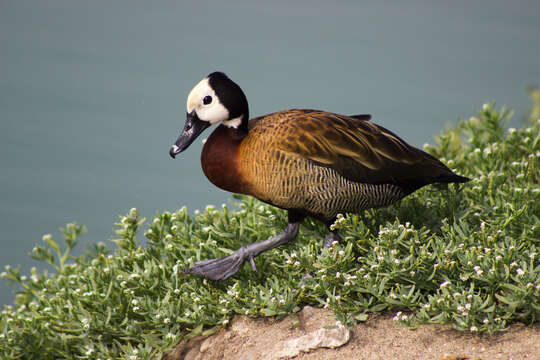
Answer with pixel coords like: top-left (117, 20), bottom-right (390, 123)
top-left (349, 114), bottom-right (371, 121)
top-left (271, 109), bottom-right (460, 191)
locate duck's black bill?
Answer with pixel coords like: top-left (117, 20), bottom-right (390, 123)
top-left (169, 111), bottom-right (210, 158)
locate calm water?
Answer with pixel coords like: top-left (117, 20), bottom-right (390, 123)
top-left (1, 0), bottom-right (539, 304)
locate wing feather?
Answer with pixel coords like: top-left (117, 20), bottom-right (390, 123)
top-left (269, 110), bottom-right (454, 189)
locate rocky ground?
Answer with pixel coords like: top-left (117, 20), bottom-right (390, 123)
top-left (164, 307), bottom-right (539, 360)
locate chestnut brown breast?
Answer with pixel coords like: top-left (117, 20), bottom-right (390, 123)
top-left (201, 124), bottom-right (253, 196)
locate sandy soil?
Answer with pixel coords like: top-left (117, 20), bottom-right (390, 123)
top-left (165, 307), bottom-right (539, 360)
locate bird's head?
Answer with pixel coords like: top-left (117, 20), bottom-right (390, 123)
top-left (169, 72), bottom-right (249, 158)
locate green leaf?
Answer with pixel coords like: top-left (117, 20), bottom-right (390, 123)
top-left (355, 313), bottom-right (369, 322)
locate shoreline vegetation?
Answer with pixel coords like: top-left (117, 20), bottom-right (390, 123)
top-left (1, 94), bottom-right (539, 359)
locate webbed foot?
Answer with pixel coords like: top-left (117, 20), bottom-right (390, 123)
top-left (182, 246), bottom-right (257, 281)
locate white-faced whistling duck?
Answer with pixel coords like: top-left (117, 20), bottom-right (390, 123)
top-left (169, 72), bottom-right (470, 281)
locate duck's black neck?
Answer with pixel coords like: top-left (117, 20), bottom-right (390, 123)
top-left (238, 110), bottom-right (249, 134)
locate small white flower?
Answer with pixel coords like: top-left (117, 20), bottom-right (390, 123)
top-left (474, 266), bottom-right (483, 276)
top-left (516, 268), bottom-right (525, 276)
top-left (440, 281), bottom-right (450, 288)
top-left (470, 326), bottom-right (478, 332)
top-left (81, 317), bottom-right (90, 329)
top-left (164, 317), bottom-right (170, 324)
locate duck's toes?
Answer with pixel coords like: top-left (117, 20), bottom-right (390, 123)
top-left (181, 250), bottom-right (251, 281)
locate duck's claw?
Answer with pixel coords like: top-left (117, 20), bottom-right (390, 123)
top-left (181, 246), bottom-right (254, 281)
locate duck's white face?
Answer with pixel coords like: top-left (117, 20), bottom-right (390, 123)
top-left (186, 77), bottom-right (242, 128)
top-left (187, 78), bottom-right (228, 124)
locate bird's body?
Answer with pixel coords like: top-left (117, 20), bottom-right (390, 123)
top-left (170, 72), bottom-right (470, 280)
top-left (202, 108), bottom-right (466, 224)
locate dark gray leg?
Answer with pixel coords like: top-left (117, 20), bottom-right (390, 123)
top-left (182, 222), bottom-right (300, 281)
top-left (323, 231), bottom-right (342, 248)
top-left (293, 230), bottom-right (343, 296)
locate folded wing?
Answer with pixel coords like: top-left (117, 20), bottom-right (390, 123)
top-left (275, 110), bottom-right (466, 192)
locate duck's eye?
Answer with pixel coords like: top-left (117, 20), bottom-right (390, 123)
top-left (203, 95), bottom-right (212, 105)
